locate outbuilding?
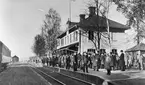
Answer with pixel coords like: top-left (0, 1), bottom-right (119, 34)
top-left (12, 55), bottom-right (19, 62)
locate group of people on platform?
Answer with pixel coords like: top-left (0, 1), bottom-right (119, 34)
top-left (41, 49), bottom-right (130, 75)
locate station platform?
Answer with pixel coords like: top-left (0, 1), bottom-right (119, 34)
top-left (46, 66), bottom-right (145, 85)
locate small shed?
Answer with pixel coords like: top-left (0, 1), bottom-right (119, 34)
top-left (126, 43), bottom-right (145, 52)
top-left (12, 55), bottom-right (19, 62)
top-left (126, 43), bottom-right (145, 69)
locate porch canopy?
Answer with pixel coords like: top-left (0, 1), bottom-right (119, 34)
top-left (79, 15), bottom-right (130, 32)
top-left (126, 43), bottom-right (145, 52)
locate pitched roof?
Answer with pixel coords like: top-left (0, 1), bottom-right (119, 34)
top-left (57, 21), bottom-right (78, 38)
top-left (126, 43), bottom-right (145, 52)
top-left (12, 55), bottom-right (19, 58)
top-left (79, 15), bottom-right (130, 32)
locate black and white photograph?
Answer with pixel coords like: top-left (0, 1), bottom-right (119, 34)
top-left (0, 0), bottom-right (145, 85)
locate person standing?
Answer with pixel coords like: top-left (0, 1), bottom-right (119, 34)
top-left (111, 52), bottom-right (116, 70)
top-left (66, 55), bottom-right (71, 70)
top-left (46, 57), bottom-right (49, 66)
top-left (110, 52), bottom-right (113, 69)
top-left (83, 52), bottom-right (89, 73)
top-left (88, 54), bottom-right (92, 68)
top-left (100, 53), bottom-right (105, 68)
top-left (41, 58), bottom-right (45, 66)
top-left (96, 51), bottom-right (101, 71)
top-left (73, 52), bottom-right (78, 71)
top-left (116, 53), bottom-right (120, 70)
top-left (77, 53), bottom-right (81, 69)
top-left (128, 53), bottom-right (132, 69)
top-left (119, 50), bottom-right (125, 71)
top-left (93, 53), bottom-right (98, 71)
top-left (58, 56), bottom-right (61, 67)
top-left (139, 53), bottom-right (143, 70)
top-left (105, 53), bottom-right (111, 75)
top-left (66, 55), bottom-right (68, 69)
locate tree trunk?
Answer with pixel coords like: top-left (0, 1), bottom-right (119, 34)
top-left (137, 19), bottom-right (140, 44)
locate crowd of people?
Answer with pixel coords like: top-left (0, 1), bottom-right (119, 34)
top-left (41, 50), bottom-right (129, 75)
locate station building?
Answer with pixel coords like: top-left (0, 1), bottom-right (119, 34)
top-left (56, 7), bottom-right (130, 55)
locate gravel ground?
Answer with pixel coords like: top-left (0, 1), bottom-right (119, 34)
top-left (0, 66), bottom-right (50, 85)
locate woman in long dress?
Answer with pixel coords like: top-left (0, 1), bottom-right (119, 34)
top-left (105, 53), bottom-right (111, 75)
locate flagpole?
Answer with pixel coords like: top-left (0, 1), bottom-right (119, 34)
top-left (69, 0), bottom-right (71, 21)
top-left (106, 0), bottom-right (111, 52)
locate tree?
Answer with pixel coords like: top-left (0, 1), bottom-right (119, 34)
top-left (112, 0), bottom-right (145, 44)
top-left (80, 30), bottom-right (110, 51)
top-left (82, 0), bottom-right (113, 51)
top-left (42, 8), bottom-right (61, 52)
top-left (32, 34), bottom-right (46, 57)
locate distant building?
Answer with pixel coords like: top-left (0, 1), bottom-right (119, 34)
top-left (0, 41), bottom-right (11, 64)
top-left (29, 56), bottom-right (41, 63)
top-left (12, 55), bottom-right (19, 62)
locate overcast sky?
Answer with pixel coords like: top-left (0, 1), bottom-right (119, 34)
top-left (0, 0), bottom-right (130, 61)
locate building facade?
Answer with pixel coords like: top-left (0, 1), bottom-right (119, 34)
top-left (57, 25), bottom-right (79, 53)
top-left (57, 24), bottom-right (120, 55)
top-left (0, 41), bottom-right (11, 64)
top-left (57, 7), bottom-right (129, 55)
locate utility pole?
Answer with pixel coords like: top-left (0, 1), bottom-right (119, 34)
top-left (96, 0), bottom-right (100, 52)
top-left (106, 0), bottom-right (111, 52)
top-left (137, 19), bottom-right (140, 44)
top-left (69, 0), bottom-right (72, 21)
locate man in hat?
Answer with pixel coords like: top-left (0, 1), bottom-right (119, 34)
top-left (105, 53), bottom-right (111, 75)
top-left (73, 52), bottom-right (78, 71)
top-left (82, 52), bottom-right (89, 73)
top-left (119, 50), bottom-right (125, 71)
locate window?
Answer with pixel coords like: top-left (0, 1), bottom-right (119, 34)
top-left (67, 36), bottom-right (69, 44)
top-left (61, 39), bottom-right (62, 46)
top-left (75, 31), bottom-right (78, 41)
top-left (61, 38), bottom-right (64, 46)
top-left (63, 37), bottom-right (65, 45)
top-left (70, 34), bottom-right (72, 43)
top-left (73, 32), bottom-right (75, 42)
top-left (87, 49), bottom-right (95, 53)
top-left (57, 39), bottom-right (60, 46)
top-left (65, 37), bottom-right (67, 45)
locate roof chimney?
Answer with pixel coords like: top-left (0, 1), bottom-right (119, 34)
top-left (79, 14), bottom-right (85, 22)
top-left (89, 6), bottom-right (96, 17)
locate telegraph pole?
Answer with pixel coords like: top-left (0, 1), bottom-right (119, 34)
top-left (96, 0), bottom-right (100, 52)
top-left (69, 0), bottom-right (72, 21)
top-left (106, 0), bottom-right (111, 52)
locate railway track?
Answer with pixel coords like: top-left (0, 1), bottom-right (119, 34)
top-left (31, 67), bottom-right (95, 85)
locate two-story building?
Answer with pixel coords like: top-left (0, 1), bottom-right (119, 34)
top-left (57, 21), bottom-right (79, 55)
top-left (56, 7), bottom-right (130, 55)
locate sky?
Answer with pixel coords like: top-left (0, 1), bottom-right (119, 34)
top-left (0, 0), bottom-right (134, 61)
